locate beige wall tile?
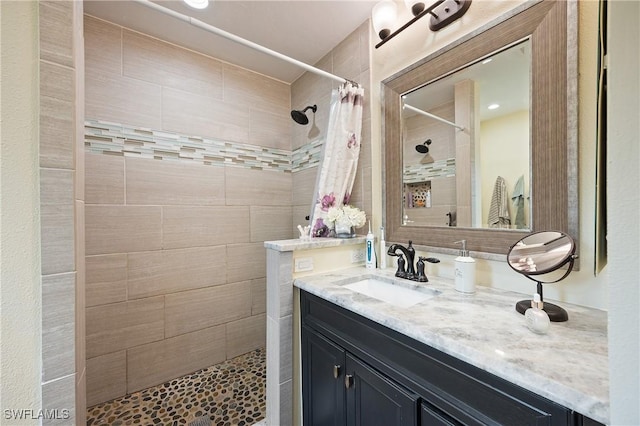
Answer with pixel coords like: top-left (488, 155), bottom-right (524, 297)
top-left (86, 254), bottom-right (127, 307)
top-left (123, 30), bottom-right (223, 99)
top-left (42, 374), bottom-right (76, 426)
top-left (85, 72), bottom-right (162, 128)
top-left (162, 87), bottom-right (249, 143)
top-left (332, 26), bottom-right (362, 82)
top-left (40, 82), bottom-right (74, 170)
top-left (75, 200), bottom-right (86, 381)
top-left (40, 168), bottom-right (74, 206)
top-left (125, 157), bottom-right (225, 206)
top-left (162, 206), bottom-right (250, 249)
top-left (41, 204), bottom-right (75, 275)
top-left (359, 117), bottom-right (372, 170)
top-left (292, 204), bottom-right (313, 236)
top-left (223, 64), bottom-right (290, 116)
top-left (251, 278), bottom-right (266, 315)
top-left (226, 242), bottom-right (266, 283)
top-left (41, 60), bottom-right (74, 102)
top-left (225, 167), bottom-right (292, 206)
top-left (85, 205), bottom-right (162, 255)
top-left (86, 296), bottom-right (164, 358)
top-left (40, 170), bottom-right (75, 284)
top-left (84, 15), bottom-right (122, 76)
top-left (76, 368), bottom-right (86, 425)
top-left (164, 282), bottom-right (251, 338)
top-left (250, 206), bottom-right (293, 242)
top-left (86, 351), bottom-right (126, 407)
top-left (42, 272), bottom-right (76, 382)
top-left (249, 109), bottom-right (291, 151)
top-left (226, 314), bottom-right (266, 359)
top-left (292, 167), bottom-right (317, 206)
top-left (358, 20), bottom-right (371, 74)
top-left (85, 153), bottom-right (124, 204)
top-left (128, 246), bottom-right (227, 300)
top-left (127, 325), bottom-right (226, 393)
top-left (39, 2), bottom-right (73, 67)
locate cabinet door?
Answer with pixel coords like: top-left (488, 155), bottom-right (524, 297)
top-left (420, 403), bottom-right (460, 426)
top-left (302, 327), bottom-right (346, 426)
top-left (345, 354), bottom-right (418, 426)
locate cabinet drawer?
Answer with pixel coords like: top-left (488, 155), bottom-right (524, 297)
top-left (301, 291), bottom-right (573, 426)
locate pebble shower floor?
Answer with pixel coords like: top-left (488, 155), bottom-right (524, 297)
top-left (86, 348), bottom-right (265, 426)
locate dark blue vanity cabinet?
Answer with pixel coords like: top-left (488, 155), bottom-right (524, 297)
top-left (301, 291), bottom-right (598, 426)
top-left (303, 330), bottom-right (417, 426)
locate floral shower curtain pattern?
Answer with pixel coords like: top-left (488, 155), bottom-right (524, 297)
top-left (310, 82), bottom-right (365, 237)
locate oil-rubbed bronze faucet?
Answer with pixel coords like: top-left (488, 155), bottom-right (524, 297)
top-left (388, 241), bottom-right (440, 282)
top-left (387, 241), bottom-right (416, 279)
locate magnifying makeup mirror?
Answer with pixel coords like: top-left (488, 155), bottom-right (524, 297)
top-left (507, 231), bottom-right (578, 322)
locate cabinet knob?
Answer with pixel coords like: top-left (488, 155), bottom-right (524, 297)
top-left (333, 364), bottom-right (341, 379)
top-left (345, 374), bottom-right (354, 389)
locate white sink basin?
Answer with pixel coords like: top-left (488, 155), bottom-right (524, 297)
top-left (343, 278), bottom-right (438, 308)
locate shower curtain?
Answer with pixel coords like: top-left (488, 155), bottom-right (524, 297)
top-left (310, 82), bottom-right (365, 237)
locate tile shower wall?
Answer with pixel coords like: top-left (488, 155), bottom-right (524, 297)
top-left (291, 21), bottom-right (373, 229)
top-left (83, 16), bottom-right (294, 406)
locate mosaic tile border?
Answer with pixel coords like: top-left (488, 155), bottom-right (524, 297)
top-left (403, 158), bottom-right (456, 183)
top-left (85, 119), bottom-right (322, 173)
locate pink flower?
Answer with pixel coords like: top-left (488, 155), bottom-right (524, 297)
top-left (313, 218), bottom-right (330, 237)
top-left (346, 133), bottom-right (358, 149)
top-left (320, 193), bottom-right (336, 211)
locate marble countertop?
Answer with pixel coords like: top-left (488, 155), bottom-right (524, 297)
top-left (294, 267), bottom-right (609, 424)
top-left (265, 236), bottom-right (366, 252)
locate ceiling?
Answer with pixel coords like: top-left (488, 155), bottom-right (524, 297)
top-left (83, 0), bottom-right (377, 84)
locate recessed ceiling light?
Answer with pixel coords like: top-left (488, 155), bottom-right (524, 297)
top-left (482, 58), bottom-right (493, 64)
top-left (184, 0), bottom-right (209, 9)
top-left (488, 103), bottom-right (500, 110)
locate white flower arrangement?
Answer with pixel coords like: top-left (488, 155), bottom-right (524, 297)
top-left (326, 204), bottom-right (367, 229)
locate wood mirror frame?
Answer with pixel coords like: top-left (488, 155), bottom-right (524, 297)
top-left (382, 0), bottom-right (578, 256)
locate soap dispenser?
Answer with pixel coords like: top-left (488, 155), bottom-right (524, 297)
top-left (525, 293), bottom-right (550, 334)
top-left (454, 240), bottom-right (476, 293)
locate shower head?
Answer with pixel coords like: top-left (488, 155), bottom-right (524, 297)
top-left (291, 105), bottom-right (317, 125)
top-left (415, 139), bottom-right (432, 153)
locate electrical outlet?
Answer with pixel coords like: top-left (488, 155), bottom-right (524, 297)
top-left (294, 257), bottom-right (314, 272)
top-left (351, 249), bottom-right (366, 264)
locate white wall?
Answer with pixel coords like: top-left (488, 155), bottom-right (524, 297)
top-left (480, 110), bottom-right (530, 228)
top-left (371, 0), bottom-right (607, 310)
top-left (607, 0), bottom-right (640, 422)
top-left (0, 1), bottom-right (42, 421)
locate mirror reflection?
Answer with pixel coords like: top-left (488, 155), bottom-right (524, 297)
top-left (507, 231), bottom-right (575, 275)
top-left (402, 40), bottom-right (531, 230)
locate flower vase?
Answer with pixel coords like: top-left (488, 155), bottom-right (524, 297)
top-left (334, 219), bottom-right (354, 238)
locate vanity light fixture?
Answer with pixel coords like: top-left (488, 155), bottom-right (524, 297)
top-left (184, 0), bottom-right (209, 10)
top-left (373, 0), bottom-right (472, 48)
top-left (372, 1), bottom-right (398, 40)
top-left (488, 103), bottom-right (500, 110)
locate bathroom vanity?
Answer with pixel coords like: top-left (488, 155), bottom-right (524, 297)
top-left (295, 268), bottom-right (608, 425)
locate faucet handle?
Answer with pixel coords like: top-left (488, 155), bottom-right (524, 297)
top-left (416, 257), bottom-right (428, 282)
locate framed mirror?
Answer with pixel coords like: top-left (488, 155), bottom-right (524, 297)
top-left (382, 0), bottom-right (578, 256)
top-left (402, 39), bottom-right (531, 230)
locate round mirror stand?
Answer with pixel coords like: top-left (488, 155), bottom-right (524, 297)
top-left (507, 231), bottom-right (578, 323)
top-left (515, 282), bottom-right (569, 322)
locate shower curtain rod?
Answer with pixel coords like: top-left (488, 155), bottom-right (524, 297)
top-left (133, 0), bottom-right (350, 85)
top-left (403, 103), bottom-right (465, 131)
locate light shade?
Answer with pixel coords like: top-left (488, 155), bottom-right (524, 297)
top-left (372, 1), bottom-right (398, 40)
top-left (184, 0), bottom-right (209, 9)
top-left (404, 0), bottom-right (425, 16)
